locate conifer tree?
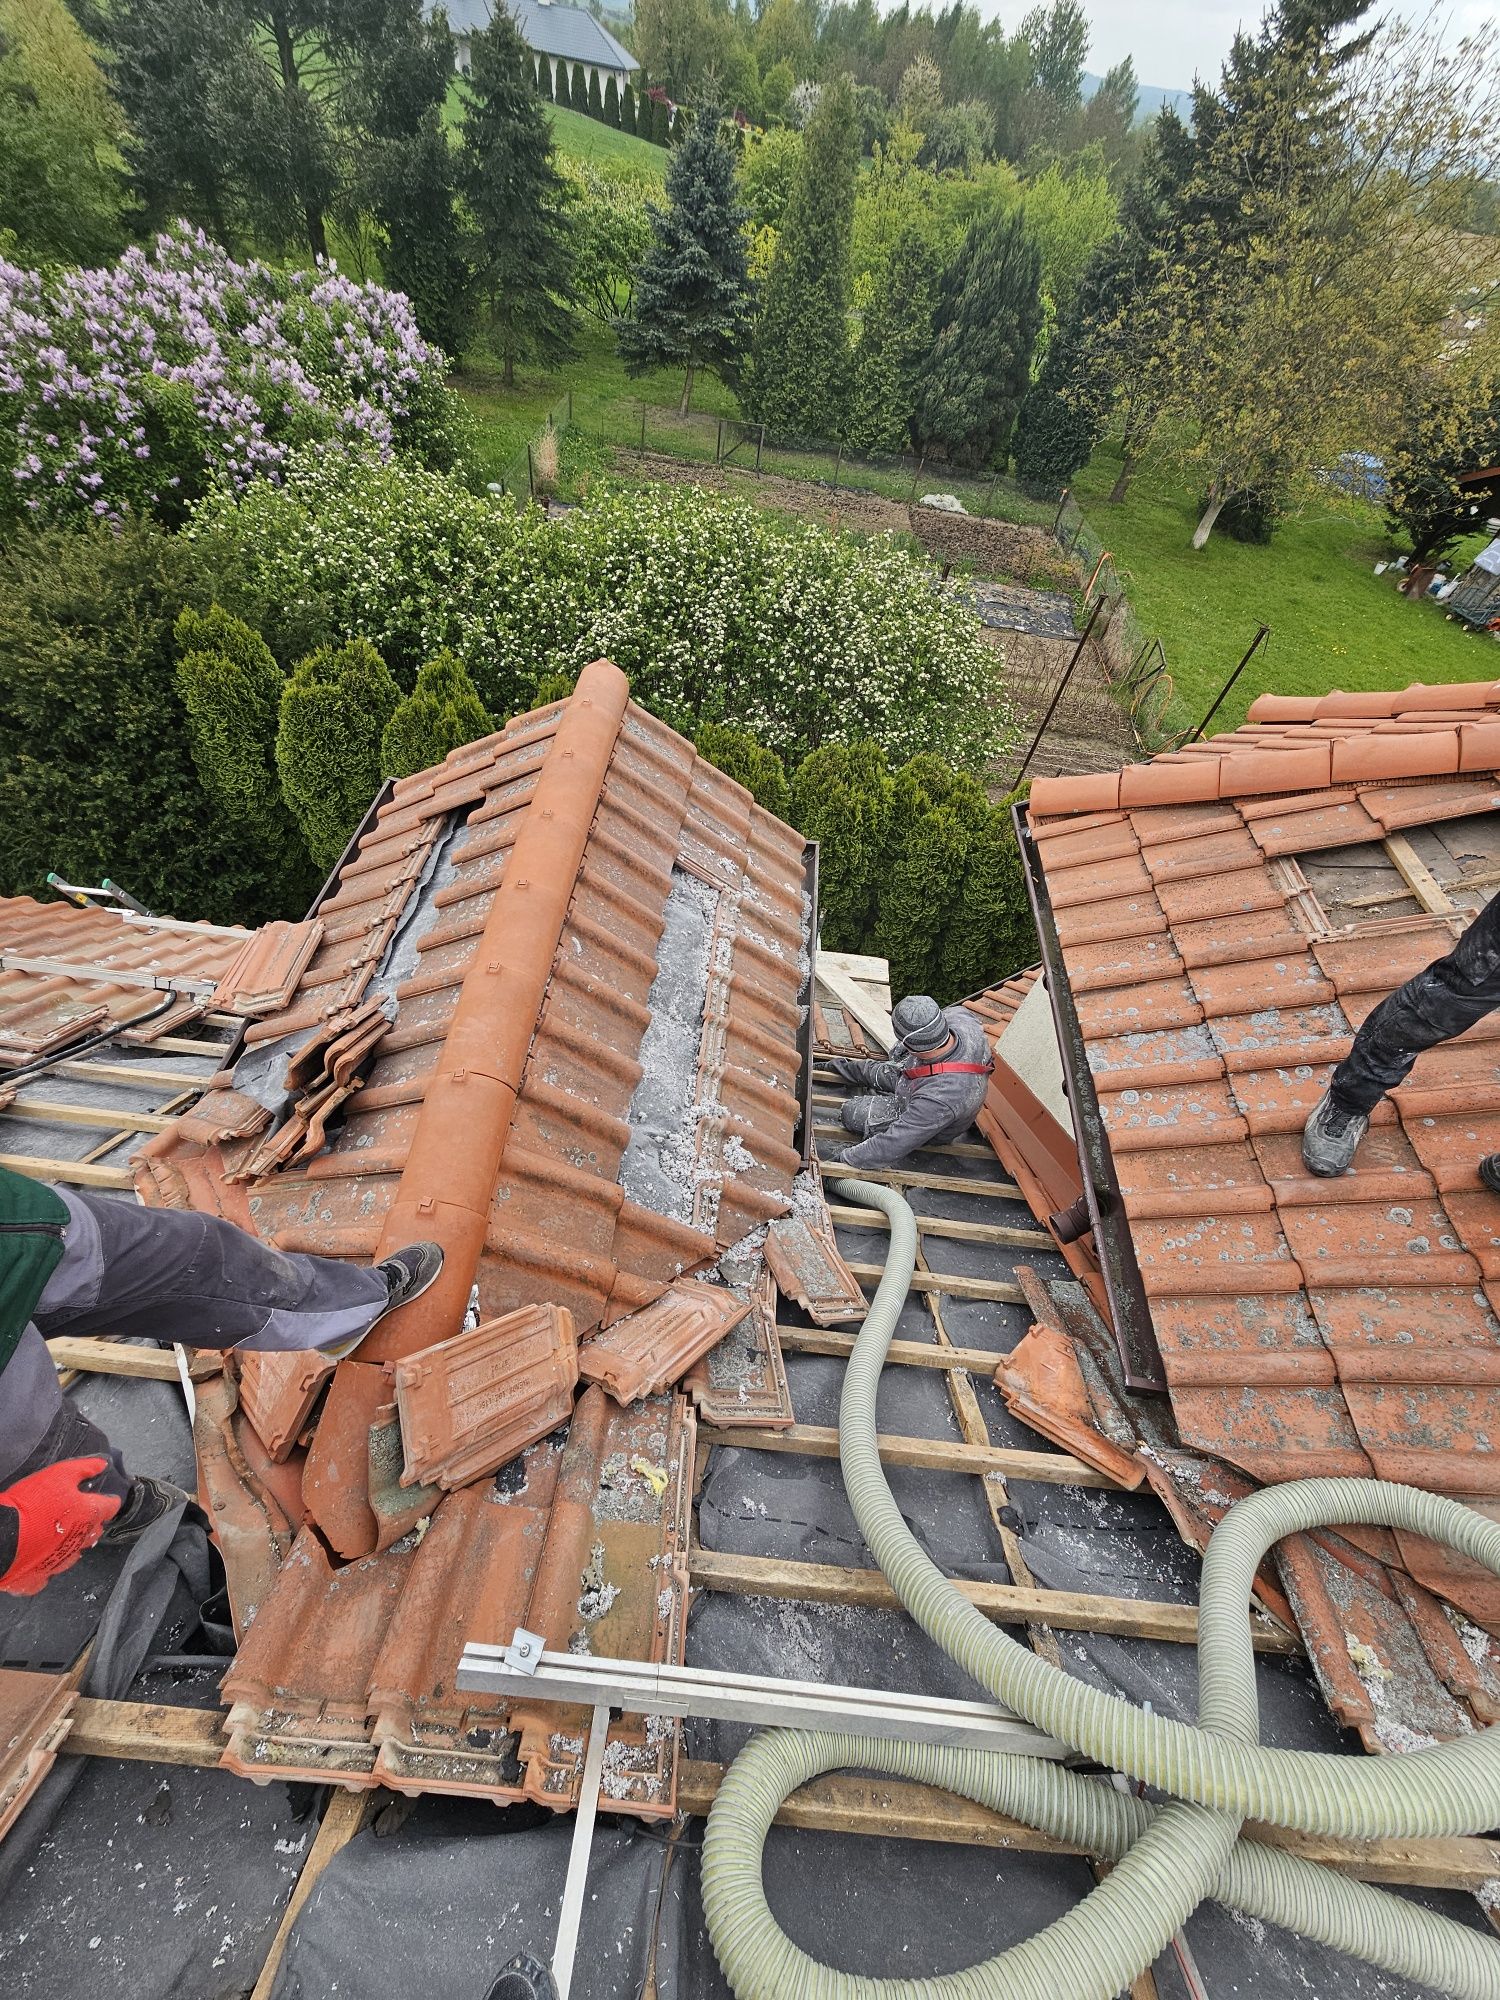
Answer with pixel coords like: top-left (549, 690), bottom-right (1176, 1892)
top-left (844, 230), bottom-right (938, 454)
top-left (276, 639), bottom-right (401, 870)
top-left (552, 59), bottom-right (567, 104)
top-left (588, 67), bottom-right (603, 121)
top-left (381, 650), bottom-right (492, 778)
top-left (459, 12), bottom-right (576, 387)
top-left (651, 95), bottom-right (670, 144)
top-left (618, 100), bottom-right (755, 416)
top-left (696, 723), bottom-right (790, 820)
top-left (604, 74), bottom-right (620, 127)
top-left (174, 605), bottom-right (312, 904)
top-left (912, 206), bottom-right (1041, 468)
top-left (571, 62), bottom-right (589, 117)
top-left (744, 72), bottom-right (859, 443)
top-left (622, 81), bottom-right (637, 134)
top-left (788, 740), bottom-right (891, 952)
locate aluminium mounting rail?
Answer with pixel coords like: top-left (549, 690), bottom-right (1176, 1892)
top-left (457, 1633), bottom-right (1068, 2000)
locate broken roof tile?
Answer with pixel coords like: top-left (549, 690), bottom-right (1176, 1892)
top-left (577, 1278), bottom-right (748, 1404)
top-left (684, 1268), bottom-right (793, 1429)
top-left (237, 1348), bottom-right (336, 1464)
top-left (764, 1167), bottom-right (868, 1324)
top-left (394, 1304), bottom-right (578, 1489)
top-left (0, 1669), bottom-right (75, 1841)
top-left (995, 1323), bottom-right (1144, 1487)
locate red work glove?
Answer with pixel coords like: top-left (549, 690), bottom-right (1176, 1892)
top-left (0, 1457), bottom-right (122, 1595)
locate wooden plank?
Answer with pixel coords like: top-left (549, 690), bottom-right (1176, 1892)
top-left (846, 1261), bottom-right (1024, 1304)
top-left (1383, 833), bottom-right (1454, 916)
top-left (777, 1325), bottom-right (1002, 1375)
top-left (815, 1125), bottom-right (997, 1164)
top-left (695, 1421), bottom-right (1118, 1489)
top-left (0, 1153), bottom-right (132, 1190)
top-left (828, 1203), bottom-right (1048, 1251)
top-left (673, 1761), bottom-right (1500, 1890)
top-left (135, 1033), bottom-right (233, 1057)
top-left (58, 1059), bottom-right (216, 1090)
top-left (250, 1790), bottom-right (375, 2000)
top-left (1, 1097), bottom-right (172, 1135)
top-left (47, 1336), bottom-right (219, 1383)
top-left (67, 1697), bottom-right (225, 1767)
top-left (826, 1163), bottom-right (1025, 1202)
top-left (686, 1549), bottom-right (1297, 1654)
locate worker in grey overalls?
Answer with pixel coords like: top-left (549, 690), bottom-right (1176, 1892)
top-left (830, 994), bottom-right (993, 1170)
top-left (0, 1164), bottom-right (441, 1595)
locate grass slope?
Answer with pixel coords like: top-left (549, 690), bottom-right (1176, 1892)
top-left (1073, 442), bottom-right (1497, 733)
top-left (546, 102), bottom-right (665, 166)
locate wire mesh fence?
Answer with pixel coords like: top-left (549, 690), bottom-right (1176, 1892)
top-left (1054, 490), bottom-right (1179, 750)
top-left (489, 392), bottom-right (574, 503)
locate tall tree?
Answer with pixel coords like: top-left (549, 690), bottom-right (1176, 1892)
top-left (587, 66), bottom-right (604, 121)
top-left (459, 11), bottom-right (576, 388)
top-left (744, 72), bottom-right (860, 442)
top-left (912, 205), bottom-right (1042, 467)
top-left (618, 101), bottom-right (755, 415)
top-left (1386, 372), bottom-right (1500, 562)
top-left (603, 73), bottom-right (620, 127)
top-left (381, 650), bottom-right (492, 779)
top-left (350, 0), bottom-right (470, 356)
top-left (276, 638), bottom-right (400, 870)
top-left (845, 229), bottom-right (938, 453)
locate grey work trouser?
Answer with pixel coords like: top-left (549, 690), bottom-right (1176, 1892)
top-left (838, 1088), bottom-right (983, 1170)
top-left (1, 1188), bottom-right (388, 1503)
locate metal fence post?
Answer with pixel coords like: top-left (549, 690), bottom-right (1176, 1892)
top-left (983, 473), bottom-right (999, 518)
top-left (1009, 594), bottom-right (1107, 791)
top-left (640, 405), bottom-right (647, 453)
top-left (832, 445), bottom-right (842, 494)
top-left (527, 443), bottom-right (535, 500)
top-left (907, 452), bottom-right (926, 506)
top-left (1187, 624), bottom-right (1272, 743)
top-left (567, 390), bottom-right (573, 427)
top-left (756, 424), bottom-right (764, 473)
top-left (716, 418), bottom-right (723, 466)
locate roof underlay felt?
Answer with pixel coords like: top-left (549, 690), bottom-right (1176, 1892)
top-left (128, 659), bottom-right (812, 1808)
top-left (1019, 681), bottom-right (1500, 1632)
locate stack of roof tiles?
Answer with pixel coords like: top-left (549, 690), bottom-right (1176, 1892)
top-left (1008, 681), bottom-right (1500, 1635)
top-left (128, 660), bottom-right (813, 1811)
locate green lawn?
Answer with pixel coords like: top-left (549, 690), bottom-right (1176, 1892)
top-left (1073, 442), bottom-right (1497, 734)
top-left (545, 102), bottom-right (665, 167)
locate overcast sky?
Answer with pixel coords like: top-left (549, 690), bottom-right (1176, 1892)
top-left (973, 1), bottom-right (1497, 92)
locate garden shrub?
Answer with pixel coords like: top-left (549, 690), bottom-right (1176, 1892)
top-left (0, 519), bottom-right (297, 923)
top-left (382, 650), bottom-right (493, 779)
top-left (175, 605), bottom-right (315, 911)
top-left (695, 723), bottom-right (791, 821)
top-left (276, 639), bottom-right (401, 869)
top-left (193, 467), bottom-right (1007, 771)
top-left (0, 224), bottom-right (465, 530)
top-left (789, 741), bottom-right (893, 952)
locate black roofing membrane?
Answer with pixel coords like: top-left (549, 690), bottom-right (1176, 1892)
top-left (0, 1131), bottom-right (1488, 2000)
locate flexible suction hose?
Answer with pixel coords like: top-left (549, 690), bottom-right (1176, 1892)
top-left (701, 1176), bottom-right (1500, 2000)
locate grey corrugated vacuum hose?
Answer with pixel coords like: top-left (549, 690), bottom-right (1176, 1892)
top-left (700, 1175), bottom-right (1500, 2000)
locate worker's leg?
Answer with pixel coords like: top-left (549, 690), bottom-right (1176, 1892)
top-left (31, 1187), bottom-right (390, 1356)
top-left (1329, 896), bottom-right (1500, 1113)
top-left (0, 1328), bottom-right (130, 1506)
top-left (840, 1093), bottom-right (901, 1141)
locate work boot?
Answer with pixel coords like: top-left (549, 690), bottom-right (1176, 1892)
top-left (1480, 1155), bottom-right (1500, 1195)
top-left (484, 1955), bottom-right (558, 2000)
top-left (1301, 1090), bottom-right (1370, 1177)
top-left (98, 1473), bottom-right (190, 1547)
top-left (374, 1241), bottom-right (445, 1319)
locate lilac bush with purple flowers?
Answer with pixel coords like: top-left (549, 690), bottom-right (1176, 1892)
top-left (0, 224), bottom-right (466, 528)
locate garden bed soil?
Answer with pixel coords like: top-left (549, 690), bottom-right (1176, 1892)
top-left (991, 626), bottom-right (1143, 786)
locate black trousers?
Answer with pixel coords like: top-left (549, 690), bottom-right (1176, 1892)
top-left (1330, 896), bottom-right (1500, 1114)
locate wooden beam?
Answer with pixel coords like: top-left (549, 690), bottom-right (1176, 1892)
top-left (778, 1325), bottom-right (1002, 1375)
top-left (0, 1153), bottom-right (132, 1189)
top-left (56, 1700), bottom-right (1500, 1894)
top-left (815, 957), bottom-right (894, 1050)
top-left (1, 1097), bottom-right (172, 1135)
top-left (1382, 833), bottom-right (1454, 916)
top-left (695, 1420), bottom-right (1118, 1489)
top-left (827, 1164), bottom-right (1025, 1203)
top-left (828, 1203), bottom-right (1048, 1251)
top-left (686, 1549), bottom-right (1296, 1654)
top-left (139, 1034), bottom-right (233, 1057)
top-left (57, 1059), bottom-right (214, 1090)
top-left (47, 1335), bottom-right (219, 1383)
top-left (673, 1761), bottom-right (1500, 1891)
top-left (846, 1261), bottom-right (1024, 1304)
top-left (814, 1125), bottom-right (997, 1165)
top-left (250, 1790), bottom-right (375, 2000)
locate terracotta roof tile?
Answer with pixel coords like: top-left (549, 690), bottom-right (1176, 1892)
top-left (0, 1669), bottom-right (75, 1840)
top-left (576, 1278), bottom-right (748, 1403)
top-left (237, 1348), bottom-right (335, 1463)
top-left (0, 895), bottom-right (251, 1061)
top-left (1009, 682), bottom-right (1500, 1634)
top-left (393, 1304), bottom-right (578, 1489)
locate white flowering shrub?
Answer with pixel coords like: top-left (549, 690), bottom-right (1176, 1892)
top-left (194, 457), bottom-right (1007, 768)
top-left (0, 226), bottom-right (464, 529)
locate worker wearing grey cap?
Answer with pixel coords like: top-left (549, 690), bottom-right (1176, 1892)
top-left (828, 994), bottom-right (993, 1170)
